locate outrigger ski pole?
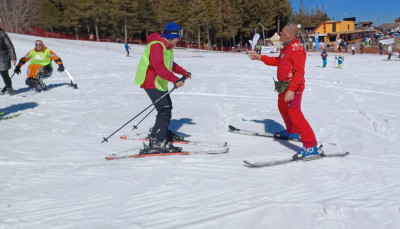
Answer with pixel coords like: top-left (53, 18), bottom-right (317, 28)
top-left (65, 69), bottom-right (78, 89)
top-left (101, 76), bottom-right (187, 143)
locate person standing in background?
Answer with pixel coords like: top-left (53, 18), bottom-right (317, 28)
top-left (388, 45), bottom-right (392, 61)
top-left (321, 49), bottom-right (328, 67)
top-left (0, 27), bottom-right (17, 95)
top-left (125, 42), bottom-right (131, 56)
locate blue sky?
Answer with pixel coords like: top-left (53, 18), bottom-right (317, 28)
top-left (289, 0), bottom-right (399, 26)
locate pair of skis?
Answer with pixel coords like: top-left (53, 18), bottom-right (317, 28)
top-left (228, 125), bottom-right (349, 167)
top-left (106, 125), bottom-right (349, 167)
top-left (105, 136), bottom-right (229, 160)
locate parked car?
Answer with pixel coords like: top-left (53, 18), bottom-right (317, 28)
top-left (390, 32), bottom-right (399, 37)
top-left (373, 33), bottom-right (384, 39)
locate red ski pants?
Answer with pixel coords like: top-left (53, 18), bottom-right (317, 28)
top-left (278, 92), bottom-right (317, 148)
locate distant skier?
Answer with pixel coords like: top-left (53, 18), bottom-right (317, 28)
top-left (388, 45), bottom-right (392, 60)
top-left (134, 22), bottom-right (191, 154)
top-left (248, 23), bottom-right (319, 160)
top-left (125, 42), bottom-right (131, 56)
top-left (321, 49), bottom-right (328, 67)
top-left (360, 43), bottom-right (364, 54)
top-left (14, 40), bottom-right (64, 92)
top-left (256, 43), bottom-right (262, 54)
top-left (335, 54), bottom-right (344, 69)
top-left (351, 44), bottom-right (355, 55)
top-left (0, 27), bottom-right (17, 95)
top-left (343, 41), bottom-right (348, 53)
top-left (379, 43), bottom-right (383, 55)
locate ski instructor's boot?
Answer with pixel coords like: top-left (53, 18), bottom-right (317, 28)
top-left (293, 146), bottom-right (321, 160)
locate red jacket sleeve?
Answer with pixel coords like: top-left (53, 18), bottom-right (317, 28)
top-left (150, 43), bottom-right (179, 83)
top-left (172, 62), bottom-right (187, 76)
top-left (260, 55), bottom-right (279, 66)
top-left (288, 50), bottom-right (306, 92)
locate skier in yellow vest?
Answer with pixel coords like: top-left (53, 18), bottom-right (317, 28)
top-left (135, 22), bottom-right (191, 154)
top-left (14, 40), bottom-right (64, 92)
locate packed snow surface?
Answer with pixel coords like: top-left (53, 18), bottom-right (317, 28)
top-left (1, 34), bottom-right (400, 229)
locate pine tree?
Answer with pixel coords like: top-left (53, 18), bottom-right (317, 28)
top-left (108, 0), bottom-right (138, 43)
top-left (62, 0), bottom-right (87, 39)
top-left (216, 0), bottom-right (242, 48)
top-left (136, 0), bottom-right (158, 39)
top-left (34, 0), bottom-right (63, 33)
top-left (187, 0), bottom-right (207, 48)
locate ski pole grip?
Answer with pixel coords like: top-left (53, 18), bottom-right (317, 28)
top-left (173, 76), bottom-right (186, 88)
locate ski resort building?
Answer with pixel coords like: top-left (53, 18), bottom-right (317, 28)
top-left (310, 18), bottom-right (376, 43)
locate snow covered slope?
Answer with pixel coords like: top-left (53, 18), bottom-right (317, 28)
top-left (1, 33), bottom-right (400, 229)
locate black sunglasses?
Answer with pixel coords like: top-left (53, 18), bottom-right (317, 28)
top-left (35, 44), bottom-right (43, 46)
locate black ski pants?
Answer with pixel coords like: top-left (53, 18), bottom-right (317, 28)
top-left (0, 70), bottom-right (12, 89)
top-left (145, 88), bottom-right (172, 141)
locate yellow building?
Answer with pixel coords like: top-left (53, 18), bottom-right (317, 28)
top-left (313, 21), bottom-right (355, 35)
top-left (311, 20), bottom-right (375, 43)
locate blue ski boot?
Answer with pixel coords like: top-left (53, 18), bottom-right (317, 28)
top-left (274, 130), bottom-right (301, 141)
top-left (293, 146), bottom-right (320, 160)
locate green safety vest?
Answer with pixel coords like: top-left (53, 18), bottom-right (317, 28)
top-left (135, 41), bottom-right (173, 91)
top-left (29, 49), bottom-right (52, 68)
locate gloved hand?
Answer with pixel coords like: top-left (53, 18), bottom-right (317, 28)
top-left (14, 66), bottom-right (21, 74)
top-left (58, 64), bottom-right (64, 72)
top-left (185, 72), bottom-right (192, 79)
top-left (174, 76), bottom-right (185, 88)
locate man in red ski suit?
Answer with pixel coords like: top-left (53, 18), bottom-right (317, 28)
top-left (249, 23), bottom-right (319, 159)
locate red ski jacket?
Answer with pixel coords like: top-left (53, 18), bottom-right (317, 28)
top-left (260, 38), bottom-right (306, 93)
top-left (140, 33), bottom-right (187, 89)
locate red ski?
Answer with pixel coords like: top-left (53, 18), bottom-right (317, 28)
top-left (105, 147), bottom-right (229, 160)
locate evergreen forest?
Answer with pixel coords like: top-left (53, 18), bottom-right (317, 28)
top-left (0, 0), bottom-right (329, 47)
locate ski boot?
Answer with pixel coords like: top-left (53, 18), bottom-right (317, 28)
top-left (140, 138), bottom-right (182, 154)
top-left (274, 130), bottom-right (300, 141)
top-left (6, 88), bottom-right (15, 96)
top-left (292, 146), bottom-right (322, 160)
top-left (167, 130), bottom-right (185, 141)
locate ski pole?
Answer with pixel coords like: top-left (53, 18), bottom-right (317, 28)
top-left (64, 69), bottom-right (78, 89)
top-left (101, 87), bottom-right (176, 143)
top-left (132, 106), bottom-right (156, 130)
top-left (131, 74), bottom-right (190, 130)
top-left (1, 73), bottom-right (15, 93)
top-left (101, 75), bottom-right (188, 143)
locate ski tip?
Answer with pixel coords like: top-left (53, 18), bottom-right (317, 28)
top-left (243, 160), bottom-right (254, 166)
top-left (120, 135), bottom-right (128, 139)
top-left (228, 125), bottom-right (238, 131)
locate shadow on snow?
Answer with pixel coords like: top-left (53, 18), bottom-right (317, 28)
top-left (169, 118), bottom-right (196, 138)
top-left (0, 102), bottom-right (39, 115)
top-left (248, 118), bottom-right (302, 152)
